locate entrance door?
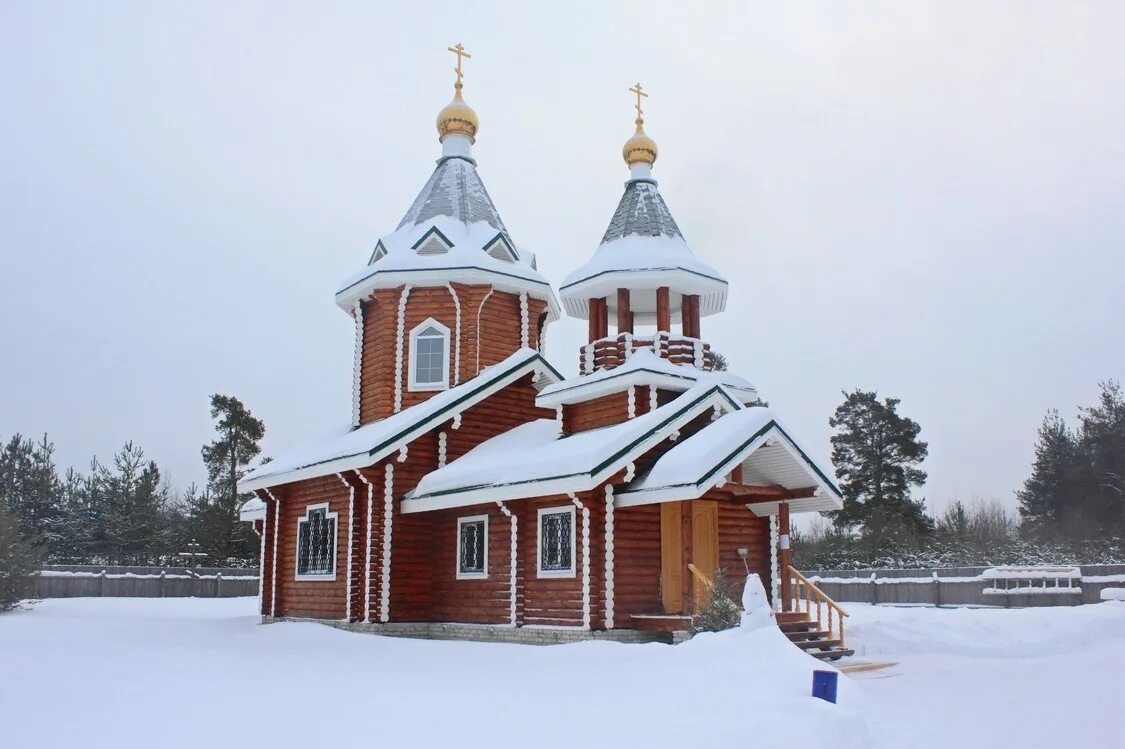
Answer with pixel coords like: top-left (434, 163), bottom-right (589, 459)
top-left (690, 500), bottom-right (719, 606)
top-left (660, 502), bottom-right (684, 613)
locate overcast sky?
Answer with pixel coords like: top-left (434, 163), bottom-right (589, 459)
top-left (2, 1), bottom-right (1123, 516)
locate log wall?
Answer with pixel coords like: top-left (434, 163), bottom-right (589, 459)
top-left (272, 475), bottom-right (351, 620)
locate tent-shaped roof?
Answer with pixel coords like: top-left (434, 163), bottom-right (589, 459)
top-left (240, 349), bottom-right (561, 492)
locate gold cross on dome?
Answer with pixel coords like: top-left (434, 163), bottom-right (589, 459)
top-left (448, 43), bottom-right (472, 87)
top-left (629, 82), bottom-right (648, 119)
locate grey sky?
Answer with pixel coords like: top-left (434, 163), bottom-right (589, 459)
top-left (2, 1), bottom-right (1123, 516)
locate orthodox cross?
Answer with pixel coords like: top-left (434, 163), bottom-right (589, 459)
top-left (629, 82), bottom-right (648, 119)
top-left (448, 43), bottom-right (472, 87)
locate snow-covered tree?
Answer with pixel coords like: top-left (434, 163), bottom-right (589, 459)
top-left (0, 500), bottom-right (42, 612)
top-left (0, 434), bottom-right (63, 551)
top-left (198, 394), bottom-right (265, 562)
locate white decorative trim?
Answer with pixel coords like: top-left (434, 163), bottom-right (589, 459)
top-left (397, 445), bottom-right (408, 463)
top-left (539, 319), bottom-right (548, 356)
top-left (570, 494), bottom-right (591, 629)
top-left (649, 386), bottom-right (659, 412)
top-left (627, 385), bottom-right (636, 419)
top-left (711, 404), bottom-right (722, 422)
top-left (407, 317), bottom-right (451, 392)
top-left (475, 286), bottom-right (494, 374)
top-left (351, 301), bottom-right (364, 427)
top-left (536, 505), bottom-right (577, 579)
top-left (380, 464), bottom-right (394, 622)
top-left (624, 462), bottom-right (636, 483)
top-left (769, 513), bottom-right (781, 612)
top-left (693, 339), bottom-right (704, 369)
top-left (581, 343), bottom-right (595, 374)
top-left (256, 492), bottom-right (267, 614)
top-left (445, 283), bottom-right (462, 384)
top-left (294, 502), bottom-right (339, 581)
top-left (604, 484), bottom-right (615, 629)
top-left (355, 470), bottom-right (374, 623)
top-left (496, 501), bottom-right (518, 626)
top-left (519, 291), bottom-right (530, 349)
top-left (264, 488), bottom-right (280, 617)
top-left (337, 473), bottom-right (355, 621)
top-left (452, 412), bottom-right (462, 430)
top-left (623, 332), bottom-right (634, 359)
top-left (393, 285), bottom-right (413, 412)
top-left (669, 429), bottom-right (680, 442)
top-left (455, 514), bottom-right (490, 580)
top-left (438, 431), bottom-right (448, 467)
top-left (555, 405), bottom-right (563, 436)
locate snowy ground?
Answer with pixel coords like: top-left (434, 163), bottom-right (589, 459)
top-left (1, 598), bottom-right (1121, 748)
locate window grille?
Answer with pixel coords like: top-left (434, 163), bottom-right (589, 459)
top-left (409, 319), bottom-right (450, 391)
top-left (538, 507), bottom-right (575, 577)
top-left (297, 506), bottom-right (336, 577)
top-left (457, 516), bottom-right (488, 578)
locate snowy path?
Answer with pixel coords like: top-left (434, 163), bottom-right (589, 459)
top-left (1, 598), bottom-right (1121, 748)
top-left (845, 603), bottom-right (1124, 748)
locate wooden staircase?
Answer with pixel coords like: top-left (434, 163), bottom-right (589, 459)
top-left (780, 566), bottom-right (854, 661)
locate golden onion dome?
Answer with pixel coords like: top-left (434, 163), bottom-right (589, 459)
top-left (623, 118), bottom-right (658, 166)
top-left (436, 85), bottom-right (479, 143)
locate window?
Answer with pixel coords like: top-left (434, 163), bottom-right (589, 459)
top-left (456, 515), bottom-right (489, 579)
top-left (408, 318), bottom-right (450, 391)
top-left (537, 506), bottom-right (576, 578)
top-left (296, 503), bottom-right (337, 580)
top-left (483, 233), bottom-right (518, 263)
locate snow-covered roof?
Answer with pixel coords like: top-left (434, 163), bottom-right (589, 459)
top-left (536, 348), bottom-right (758, 407)
top-left (238, 497), bottom-right (266, 521)
top-left (403, 384), bottom-right (742, 513)
top-left (335, 157), bottom-right (560, 318)
top-left (616, 406), bottom-right (843, 513)
top-left (240, 349), bottom-right (562, 492)
top-left (560, 179), bottom-right (728, 321)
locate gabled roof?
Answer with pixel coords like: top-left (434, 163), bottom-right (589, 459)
top-left (239, 349), bottom-right (562, 492)
top-left (615, 406), bottom-right (843, 512)
top-left (402, 384), bottom-right (742, 513)
top-left (536, 349), bottom-right (758, 407)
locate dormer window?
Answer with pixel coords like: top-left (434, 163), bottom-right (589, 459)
top-left (412, 226), bottom-right (453, 256)
top-left (483, 233), bottom-right (518, 263)
top-left (368, 240), bottom-right (388, 265)
top-left (408, 318), bottom-right (451, 391)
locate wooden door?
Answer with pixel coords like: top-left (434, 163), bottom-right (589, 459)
top-left (691, 500), bottom-right (719, 606)
top-left (660, 502), bottom-right (684, 613)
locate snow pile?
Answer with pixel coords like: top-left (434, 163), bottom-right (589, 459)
top-left (845, 600), bottom-right (1125, 658)
top-left (741, 572), bottom-right (772, 630)
top-left (1101, 588), bottom-right (1125, 601)
top-left (0, 598), bottom-right (872, 749)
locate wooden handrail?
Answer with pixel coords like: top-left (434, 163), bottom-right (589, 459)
top-left (686, 563), bottom-right (716, 593)
top-left (787, 565), bottom-right (849, 647)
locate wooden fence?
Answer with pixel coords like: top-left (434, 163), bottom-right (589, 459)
top-left (35, 565), bottom-right (260, 599)
top-left (805, 564), bottom-right (1125, 607)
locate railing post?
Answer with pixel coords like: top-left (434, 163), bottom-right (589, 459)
top-left (778, 503), bottom-right (792, 612)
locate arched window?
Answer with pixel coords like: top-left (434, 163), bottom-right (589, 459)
top-left (408, 318), bottom-right (450, 391)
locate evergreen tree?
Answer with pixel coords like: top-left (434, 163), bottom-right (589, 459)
top-left (199, 394), bottom-right (265, 562)
top-left (0, 434), bottom-right (64, 553)
top-left (1016, 410), bottom-right (1083, 537)
top-left (829, 390), bottom-right (932, 540)
top-left (0, 500), bottom-right (43, 612)
top-left (1074, 380), bottom-right (1125, 534)
top-left (97, 443), bottom-right (173, 564)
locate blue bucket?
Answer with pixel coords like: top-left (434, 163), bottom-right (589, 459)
top-left (812, 670), bottom-right (838, 703)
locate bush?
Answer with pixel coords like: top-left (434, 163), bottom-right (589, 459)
top-left (0, 502), bottom-right (42, 612)
top-left (692, 567), bottom-right (742, 633)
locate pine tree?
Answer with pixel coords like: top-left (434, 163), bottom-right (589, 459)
top-left (0, 434), bottom-right (64, 554)
top-left (1075, 380), bottom-right (1125, 535)
top-left (0, 500), bottom-right (42, 612)
top-left (829, 390), bottom-right (932, 541)
top-left (98, 443), bottom-right (173, 564)
top-left (199, 394), bottom-right (265, 562)
top-left (1016, 410), bottom-right (1083, 537)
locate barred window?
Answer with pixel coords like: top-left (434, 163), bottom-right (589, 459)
top-left (457, 515), bottom-right (488, 579)
top-left (296, 504), bottom-right (337, 579)
top-left (537, 506), bottom-right (576, 578)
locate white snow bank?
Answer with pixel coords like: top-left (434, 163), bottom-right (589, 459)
top-left (1101, 588), bottom-right (1125, 601)
top-left (845, 600), bottom-right (1125, 658)
top-left (0, 598), bottom-right (872, 749)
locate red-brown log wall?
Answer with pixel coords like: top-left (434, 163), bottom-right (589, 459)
top-left (272, 475), bottom-right (351, 620)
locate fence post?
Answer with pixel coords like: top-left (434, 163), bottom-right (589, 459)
top-left (216, 572), bottom-right (222, 598)
top-left (159, 570), bottom-right (166, 598)
top-left (99, 569), bottom-right (107, 597)
top-left (870, 573), bottom-right (877, 605)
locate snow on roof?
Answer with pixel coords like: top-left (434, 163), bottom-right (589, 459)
top-left (238, 497), bottom-right (266, 521)
top-left (404, 383), bottom-right (742, 512)
top-left (617, 406), bottom-right (842, 512)
top-left (335, 157), bottom-right (559, 316)
top-left (240, 349), bottom-right (561, 492)
top-left (536, 348), bottom-right (758, 407)
top-left (560, 180), bottom-right (728, 318)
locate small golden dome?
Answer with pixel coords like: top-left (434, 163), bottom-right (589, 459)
top-left (623, 118), bottom-right (657, 166)
top-left (437, 86), bottom-right (479, 143)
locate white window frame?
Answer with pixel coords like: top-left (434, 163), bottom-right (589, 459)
top-left (456, 514), bottom-right (489, 580)
top-left (408, 317), bottom-right (451, 392)
top-left (295, 502), bottom-right (338, 581)
top-left (536, 505), bottom-right (577, 579)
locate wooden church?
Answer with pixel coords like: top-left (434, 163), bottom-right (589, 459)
top-left (240, 45), bottom-right (849, 653)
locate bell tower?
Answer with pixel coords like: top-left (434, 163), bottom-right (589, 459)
top-left (559, 84), bottom-right (729, 374)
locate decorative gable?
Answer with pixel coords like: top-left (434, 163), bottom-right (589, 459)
top-left (412, 226), bottom-right (454, 256)
top-left (483, 232), bottom-right (518, 264)
top-left (368, 240), bottom-right (388, 265)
